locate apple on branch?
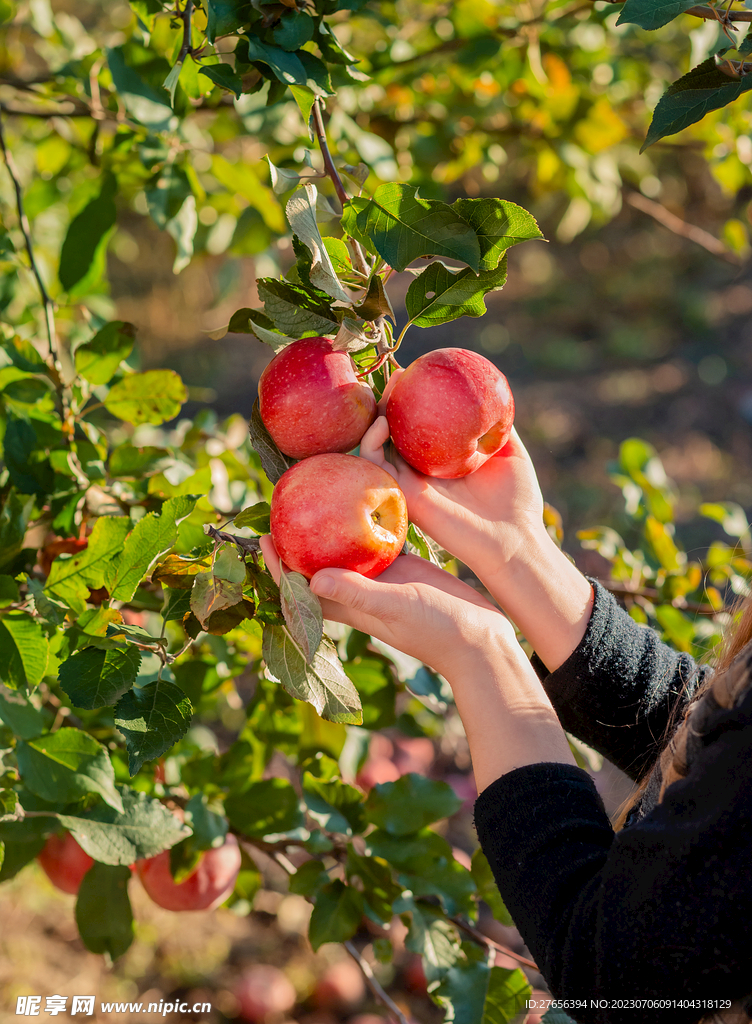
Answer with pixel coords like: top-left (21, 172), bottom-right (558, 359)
top-left (258, 336), bottom-right (377, 459)
top-left (37, 831), bottom-right (94, 896)
top-left (270, 453), bottom-right (408, 579)
top-left (136, 834), bottom-right (241, 912)
top-left (386, 347), bottom-right (515, 478)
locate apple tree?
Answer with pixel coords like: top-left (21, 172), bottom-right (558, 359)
top-left (0, 0), bottom-right (750, 1020)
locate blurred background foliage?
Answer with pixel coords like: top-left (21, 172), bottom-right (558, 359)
top-left (1, 0), bottom-right (752, 1019)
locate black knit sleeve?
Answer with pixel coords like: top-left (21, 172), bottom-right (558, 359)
top-left (474, 695), bottom-right (752, 1023)
top-left (530, 580), bottom-right (713, 780)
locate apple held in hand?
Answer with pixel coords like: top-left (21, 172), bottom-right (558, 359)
top-left (270, 453), bottom-right (408, 579)
top-left (386, 347), bottom-right (515, 478)
top-left (38, 831), bottom-right (94, 895)
top-left (258, 336), bottom-right (377, 459)
top-left (136, 834), bottom-right (241, 912)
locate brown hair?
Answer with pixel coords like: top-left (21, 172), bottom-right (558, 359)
top-left (611, 592), bottom-right (752, 832)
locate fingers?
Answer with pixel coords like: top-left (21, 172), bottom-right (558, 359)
top-left (359, 415), bottom-right (390, 467)
top-left (258, 534), bottom-right (281, 583)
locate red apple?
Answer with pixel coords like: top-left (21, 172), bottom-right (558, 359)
top-left (356, 757), bottom-right (401, 790)
top-left (234, 965), bottom-right (297, 1022)
top-left (391, 737), bottom-right (434, 776)
top-left (258, 337), bottom-right (377, 459)
top-left (312, 960), bottom-right (366, 1010)
top-left (385, 348), bottom-right (515, 478)
top-left (270, 453), bottom-right (408, 579)
top-left (136, 834), bottom-right (241, 911)
top-left (38, 832), bottom-right (94, 895)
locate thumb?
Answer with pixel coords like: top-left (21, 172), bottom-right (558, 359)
top-left (310, 567), bottom-right (391, 618)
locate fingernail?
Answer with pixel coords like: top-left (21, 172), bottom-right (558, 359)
top-left (311, 574), bottom-right (334, 598)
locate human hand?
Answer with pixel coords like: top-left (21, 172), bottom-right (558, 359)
top-left (359, 371), bottom-right (546, 581)
top-left (259, 534), bottom-right (517, 679)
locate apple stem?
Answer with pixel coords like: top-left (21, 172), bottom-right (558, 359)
top-left (312, 98), bottom-right (370, 278)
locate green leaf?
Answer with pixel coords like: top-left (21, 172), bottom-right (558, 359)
top-left (234, 501), bottom-right (271, 534)
top-left (0, 577), bottom-right (20, 606)
top-left (45, 515), bottom-right (130, 614)
top-left (59, 174), bottom-right (117, 294)
top-left (75, 321), bottom-right (136, 385)
top-left (199, 61), bottom-right (243, 97)
top-left (206, 0), bottom-right (251, 42)
top-left (104, 495), bottom-right (197, 603)
top-left (265, 156), bottom-right (304, 195)
top-left (405, 257), bottom-right (508, 328)
top-left (263, 627), bottom-right (363, 725)
top-left (167, 193), bottom-right (197, 273)
top-left (0, 490), bottom-right (32, 571)
top-left (107, 46), bottom-right (175, 130)
top-left (644, 515), bottom-right (682, 571)
top-left (0, 612), bottom-right (49, 689)
top-left (343, 656), bottom-right (396, 730)
top-left (190, 571), bottom-right (244, 628)
top-left (273, 9), bottom-right (314, 50)
top-left (453, 198), bottom-right (543, 270)
top-left (482, 967), bottom-right (533, 1024)
top-left (244, 36), bottom-right (308, 86)
top-left (58, 646), bottom-right (142, 711)
top-left (642, 60), bottom-right (752, 150)
top-left (104, 369), bottom-right (187, 426)
top-left (365, 774), bottom-right (462, 835)
top-left (17, 728), bottom-right (123, 811)
top-left (258, 278), bottom-right (340, 336)
top-left (404, 898), bottom-right (462, 986)
top-left (225, 777), bottom-right (305, 838)
top-left (341, 183), bottom-right (480, 273)
top-left (289, 858), bottom-right (328, 897)
top-left (308, 879), bottom-right (364, 950)
top-left (59, 788), bottom-right (190, 865)
top-left (75, 864), bottom-right (134, 960)
top-left (286, 186), bottom-right (350, 302)
top-left (700, 501), bottom-right (750, 538)
top-left (163, 59), bottom-right (183, 105)
top-left (539, 1010), bottom-right (580, 1024)
top-left (108, 445), bottom-right (172, 478)
top-left (617, 0), bottom-right (702, 30)
top-left (655, 604), bottom-right (695, 652)
top-left (436, 956), bottom-right (491, 1023)
top-left (279, 568), bottom-right (323, 664)
top-left (249, 399), bottom-right (293, 485)
top-left (353, 273), bottom-right (395, 322)
top-left (114, 680), bottom-right (193, 775)
top-left (369, 827), bottom-right (475, 916)
top-left (0, 685), bottom-right (46, 738)
top-left (0, 837), bottom-right (46, 881)
top-left (346, 849), bottom-right (401, 923)
top-left (471, 848), bottom-right (512, 925)
top-left (303, 773), bottom-right (366, 835)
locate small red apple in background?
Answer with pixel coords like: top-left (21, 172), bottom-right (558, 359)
top-left (39, 536), bottom-right (88, 578)
top-left (312, 959), bottom-right (365, 1011)
top-left (38, 832), bottom-right (94, 895)
top-left (391, 737), bottom-right (434, 776)
top-left (403, 955), bottom-right (427, 994)
top-left (136, 834), bottom-right (241, 911)
top-left (270, 454), bottom-right (408, 580)
top-left (234, 965), bottom-right (297, 1022)
top-left (386, 348), bottom-right (515, 478)
top-left (258, 337), bottom-right (377, 459)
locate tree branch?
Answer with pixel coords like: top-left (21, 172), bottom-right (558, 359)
top-left (312, 98), bottom-right (369, 276)
top-left (344, 941), bottom-right (411, 1024)
top-left (624, 191), bottom-right (742, 266)
top-left (178, 0), bottom-right (195, 63)
top-left (0, 108), bottom-right (59, 362)
top-left (449, 916), bottom-right (540, 972)
top-left (598, 578), bottom-right (724, 617)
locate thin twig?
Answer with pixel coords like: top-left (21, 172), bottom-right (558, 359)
top-left (177, 0), bottom-right (195, 63)
top-left (0, 109), bottom-right (58, 361)
top-left (625, 191), bottom-right (742, 266)
top-left (312, 98), bottom-right (369, 276)
top-left (344, 941), bottom-right (411, 1024)
top-left (449, 916), bottom-right (540, 972)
